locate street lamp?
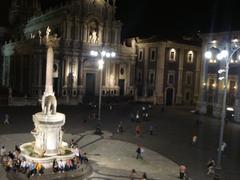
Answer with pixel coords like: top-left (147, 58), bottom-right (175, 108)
top-left (90, 49), bottom-right (116, 135)
top-left (205, 42), bottom-right (240, 178)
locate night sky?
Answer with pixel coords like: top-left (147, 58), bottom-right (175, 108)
top-left (1, 0), bottom-right (240, 39)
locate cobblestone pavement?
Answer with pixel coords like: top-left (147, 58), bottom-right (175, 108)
top-left (0, 102), bottom-right (239, 180)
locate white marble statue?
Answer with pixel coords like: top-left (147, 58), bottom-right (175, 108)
top-left (46, 26), bottom-right (51, 39)
top-left (89, 30), bottom-right (98, 43)
top-left (41, 94), bottom-right (57, 115)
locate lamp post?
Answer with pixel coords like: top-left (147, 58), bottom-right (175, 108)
top-left (204, 41), bottom-right (240, 178)
top-left (90, 50), bottom-right (116, 135)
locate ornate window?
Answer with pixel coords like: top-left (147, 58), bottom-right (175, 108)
top-left (148, 71), bottom-right (155, 84)
top-left (187, 51), bottom-right (194, 63)
top-left (150, 48), bottom-right (157, 61)
top-left (167, 71), bottom-right (175, 85)
top-left (138, 49), bottom-right (144, 61)
top-left (169, 48), bottom-right (176, 61)
top-left (137, 71), bottom-right (142, 83)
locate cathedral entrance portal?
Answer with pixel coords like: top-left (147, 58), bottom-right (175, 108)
top-left (86, 73), bottom-right (95, 96)
top-left (166, 88), bottom-right (174, 106)
top-left (119, 79), bottom-right (125, 96)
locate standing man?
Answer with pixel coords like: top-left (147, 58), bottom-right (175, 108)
top-left (4, 114), bottom-right (9, 125)
top-left (179, 164), bottom-right (187, 179)
top-left (136, 146), bottom-right (143, 159)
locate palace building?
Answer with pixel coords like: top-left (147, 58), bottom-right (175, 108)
top-left (199, 31), bottom-right (240, 122)
top-left (1, 0), bottom-right (136, 104)
top-left (134, 37), bottom-right (201, 105)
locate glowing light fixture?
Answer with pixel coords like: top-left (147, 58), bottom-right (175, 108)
top-left (205, 51), bottom-right (212, 59)
top-left (90, 50), bottom-right (98, 57)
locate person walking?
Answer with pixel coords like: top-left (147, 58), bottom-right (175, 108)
top-left (179, 164), bottom-right (187, 179)
top-left (130, 113), bottom-right (134, 122)
top-left (4, 114), bottom-right (9, 125)
top-left (207, 159), bottom-right (215, 175)
top-left (149, 125), bottom-right (153, 135)
top-left (192, 135), bottom-right (197, 145)
top-left (136, 111), bottom-right (140, 122)
top-left (0, 146), bottom-right (6, 163)
top-left (136, 146), bottom-right (143, 159)
top-left (135, 125), bottom-right (141, 137)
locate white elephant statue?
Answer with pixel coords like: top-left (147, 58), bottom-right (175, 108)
top-left (42, 95), bottom-right (57, 115)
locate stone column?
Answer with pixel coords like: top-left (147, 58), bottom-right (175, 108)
top-left (83, 23), bottom-right (88, 43)
top-left (194, 51), bottom-right (201, 104)
top-left (143, 48), bottom-right (148, 97)
top-left (64, 57), bottom-right (69, 87)
top-left (176, 48), bottom-right (184, 104)
top-left (98, 24), bottom-right (103, 44)
top-left (234, 76), bottom-right (240, 122)
top-left (38, 54), bottom-right (42, 96)
top-left (155, 44), bottom-right (166, 104)
top-left (199, 42), bottom-right (209, 114)
top-left (126, 62), bottom-right (131, 95)
top-left (44, 45), bottom-right (54, 95)
top-left (20, 56), bottom-right (24, 92)
top-left (213, 79), bottom-right (224, 118)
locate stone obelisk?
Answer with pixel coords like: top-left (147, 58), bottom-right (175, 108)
top-left (20, 27), bottom-right (74, 168)
top-left (32, 27), bottom-right (65, 156)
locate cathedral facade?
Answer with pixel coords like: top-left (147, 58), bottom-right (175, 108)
top-left (2, 0), bottom-right (136, 104)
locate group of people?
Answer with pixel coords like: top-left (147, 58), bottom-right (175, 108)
top-left (0, 145), bottom-right (45, 178)
top-left (0, 140), bottom-right (89, 178)
top-left (134, 105), bottom-right (152, 123)
top-left (70, 140), bottom-right (89, 165)
top-left (52, 158), bottom-right (77, 173)
top-left (130, 169), bottom-right (148, 180)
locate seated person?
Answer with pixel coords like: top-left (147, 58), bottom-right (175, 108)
top-left (27, 161), bottom-right (36, 178)
top-left (58, 160), bottom-right (65, 173)
top-left (35, 162), bottom-right (44, 175)
top-left (52, 159), bottom-right (58, 173)
top-left (81, 153), bottom-right (88, 163)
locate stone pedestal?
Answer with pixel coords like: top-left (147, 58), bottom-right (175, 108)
top-left (32, 112), bottom-right (65, 156)
top-left (20, 112), bottom-right (75, 168)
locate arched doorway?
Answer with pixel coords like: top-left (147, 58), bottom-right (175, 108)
top-left (166, 88), bottom-right (174, 106)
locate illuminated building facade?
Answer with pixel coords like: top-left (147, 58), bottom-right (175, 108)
top-left (134, 37), bottom-right (201, 105)
top-left (2, 0), bottom-right (135, 104)
top-left (199, 31), bottom-right (240, 121)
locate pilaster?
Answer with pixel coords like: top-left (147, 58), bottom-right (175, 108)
top-left (176, 48), bottom-right (184, 104)
top-left (155, 44), bottom-right (165, 104)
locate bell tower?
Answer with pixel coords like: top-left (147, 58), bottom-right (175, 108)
top-left (9, 0), bottom-right (41, 26)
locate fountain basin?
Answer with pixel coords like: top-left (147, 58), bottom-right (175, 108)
top-left (20, 142), bottom-right (75, 168)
